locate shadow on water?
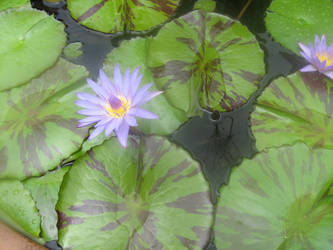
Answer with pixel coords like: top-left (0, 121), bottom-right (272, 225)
top-left (30, 0), bottom-right (307, 249)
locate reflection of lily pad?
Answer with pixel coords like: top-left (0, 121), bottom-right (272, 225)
top-left (57, 136), bottom-right (213, 249)
top-left (265, 0), bottom-right (333, 54)
top-left (251, 72), bottom-right (333, 151)
top-left (0, 8), bottom-right (66, 91)
top-left (24, 167), bottom-right (69, 241)
top-left (0, 59), bottom-right (89, 180)
top-left (0, 180), bottom-right (40, 239)
top-left (0, 0), bottom-right (30, 11)
top-left (103, 37), bottom-right (187, 135)
top-left (148, 10), bottom-right (265, 115)
top-left (67, 0), bottom-right (180, 33)
top-left (215, 143), bottom-right (333, 249)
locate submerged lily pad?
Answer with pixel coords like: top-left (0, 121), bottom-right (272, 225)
top-left (103, 37), bottom-right (187, 136)
top-left (215, 143), bottom-right (333, 249)
top-left (148, 10), bottom-right (265, 115)
top-left (57, 136), bottom-right (213, 249)
top-left (0, 0), bottom-right (30, 11)
top-left (24, 167), bottom-right (69, 241)
top-left (0, 59), bottom-right (89, 180)
top-left (67, 0), bottom-right (180, 33)
top-left (0, 180), bottom-right (41, 238)
top-left (251, 72), bottom-right (333, 151)
top-left (265, 0), bottom-right (333, 54)
top-left (0, 8), bottom-right (66, 91)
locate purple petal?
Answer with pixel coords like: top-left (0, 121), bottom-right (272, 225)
top-left (124, 115), bottom-right (137, 126)
top-left (320, 35), bottom-right (327, 51)
top-left (135, 91), bottom-right (163, 106)
top-left (95, 117), bottom-right (113, 127)
top-left (325, 65), bottom-right (333, 71)
top-left (300, 51), bottom-right (311, 62)
top-left (131, 83), bottom-right (153, 107)
top-left (78, 116), bottom-right (103, 124)
top-left (87, 79), bottom-right (108, 100)
top-left (299, 64), bottom-right (317, 72)
top-left (78, 109), bottom-right (106, 116)
top-left (88, 125), bottom-right (105, 140)
top-left (298, 42), bottom-right (311, 58)
top-left (78, 122), bottom-right (93, 128)
top-left (323, 71), bottom-right (333, 80)
top-left (130, 72), bottom-right (143, 97)
top-left (327, 43), bottom-right (333, 53)
top-left (114, 64), bottom-right (122, 89)
top-left (99, 69), bottom-right (116, 94)
top-left (315, 35), bottom-right (320, 49)
top-left (75, 100), bottom-right (100, 109)
top-left (105, 119), bottom-right (121, 137)
top-left (76, 92), bottom-right (105, 106)
top-left (115, 121), bottom-right (129, 148)
top-left (129, 108), bottom-right (159, 119)
top-left (122, 68), bottom-right (131, 97)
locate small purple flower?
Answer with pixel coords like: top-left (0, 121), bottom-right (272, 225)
top-left (298, 35), bottom-right (333, 80)
top-left (76, 65), bottom-right (162, 148)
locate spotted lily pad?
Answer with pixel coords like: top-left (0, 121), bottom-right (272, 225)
top-left (0, 8), bottom-right (66, 91)
top-left (215, 143), bottom-right (333, 249)
top-left (23, 167), bottom-right (69, 241)
top-left (0, 59), bottom-right (89, 180)
top-left (0, 180), bottom-right (41, 239)
top-left (103, 37), bottom-right (187, 136)
top-left (57, 136), bottom-right (213, 249)
top-left (251, 72), bottom-right (333, 151)
top-left (148, 10), bottom-right (265, 115)
top-left (0, 0), bottom-right (30, 11)
top-left (265, 0), bottom-right (333, 54)
top-left (67, 0), bottom-right (180, 33)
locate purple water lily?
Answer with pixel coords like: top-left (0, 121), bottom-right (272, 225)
top-left (298, 34), bottom-right (333, 80)
top-left (75, 65), bottom-right (162, 147)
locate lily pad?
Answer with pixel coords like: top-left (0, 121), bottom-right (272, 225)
top-left (0, 8), bottom-right (66, 91)
top-left (67, 0), bottom-right (180, 33)
top-left (0, 58), bottom-right (89, 180)
top-left (148, 10), bottom-right (265, 115)
top-left (0, 180), bottom-right (41, 238)
top-left (57, 136), bottom-right (213, 249)
top-left (265, 0), bottom-right (333, 54)
top-left (63, 42), bottom-right (83, 59)
top-left (0, 0), bottom-right (30, 11)
top-left (215, 143), bottom-right (333, 249)
top-left (194, 0), bottom-right (216, 12)
top-left (23, 167), bottom-right (70, 241)
top-left (103, 37), bottom-right (187, 136)
top-left (251, 72), bottom-right (333, 151)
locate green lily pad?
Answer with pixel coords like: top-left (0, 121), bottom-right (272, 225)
top-left (103, 37), bottom-right (187, 136)
top-left (67, 0), bottom-right (180, 33)
top-left (23, 167), bottom-right (70, 241)
top-left (57, 136), bottom-right (213, 249)
top-left (148, 10), bottom-right (265, 115)
top-left (194, 0), bottom-right (216, 12)
top-left (63, 42), bottom-right (83, 59)
top-left (215, 143), bottom-right (333, 249)
top-left (0, 180), bottom-right (41, 238)
top-left (0, 0), bottom-right (30, 11)
top-left (265, 0), bottom-right (333, 54)
top-left (0, 58), bottom-right (89, 180)
top-left (251, 72), bottom-right (333, 151)
top-left (0, 8), bottom-right (66, 91)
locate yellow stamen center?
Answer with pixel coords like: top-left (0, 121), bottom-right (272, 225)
top-left (106, 96), bottom-right (130, 118)
top-left (317, 53), bottom-right (333, 67)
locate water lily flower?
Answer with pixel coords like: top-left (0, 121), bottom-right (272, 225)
top-left (298, 34), bottom-right (333, 80)
top-left (75, 65), bottom-right (162, 147)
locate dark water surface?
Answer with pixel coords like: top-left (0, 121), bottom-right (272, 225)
top-left (30, 0), bottom-right (305, 249)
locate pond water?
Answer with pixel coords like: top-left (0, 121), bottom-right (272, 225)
top-left (7, 0), bottom-right (314, 249)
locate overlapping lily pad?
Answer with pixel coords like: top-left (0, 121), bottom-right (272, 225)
top-left (67, 0), bottom-right (180, 33)
top-left (57, 136), bottom-right (213, 249)
top-left (0, 59), bottom-right (89, 180)
top-left (0, 8), bottom-right (66, 91)
top-left (265, 0), bottom-right (333, 54)
top-left (215, 143), bottom-right (333, 249)
top-left (24, 167), bottom-right (69, 241)
top-left (148, 10), bottom-right (265, 115)
top-left (0, 180), bottom-right (40, 239)
top-left (103, 37), bottom-right (187, 136)
top-left (0, 0), bottom-right (30, 11)
top-left (251, 72), bottom-right (333, 151)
